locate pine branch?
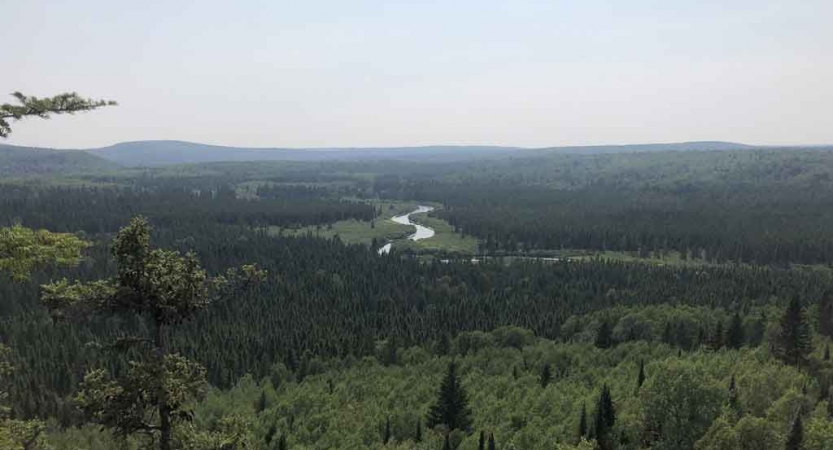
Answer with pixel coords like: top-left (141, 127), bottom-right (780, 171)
top-left (0, 91), bottom-right (117, 138)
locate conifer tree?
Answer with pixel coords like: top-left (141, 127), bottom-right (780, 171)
top-left (478, 430), bottom-right (486, 450)
top-left (726, 313), bottom-right (745, 349)
top-left (592, 385), bottom-right (616, 450)
top-left (381, 336), bottom-right (398, 366)
top-left (256, 391), bottom-right (268, 414)
top-left (277, 434), bottom-right (288, 450)
top-left (443, 433), bottom-right (451, 450)
top-left (578, 403), bottom-right (588, 440)
top-left (40, 217), bottom-right (264, 450)
top-left (728, 375), bottom-right (739, 412)
top-left (488, 433), bottom-right (496, 450)
top-left (595, 320), bottom-right (613, 349)
top-left (709, 321), bottom-right (725, 350)
top-left (819, 290), bottom-right (833, 337)
top-left (776, 297), bottom-right (812, 368)
top-left (636, 360), bottom-right (645, 391)
top-left (785, 415), bottom-right (803, 450)
top-left (662, 322), bottom-right (674, 346)
top-left (540, 363), bottom-right (552, 388)
top-left (264, 425), bottom-right (276, 446)
top-left (415, 419), bottom-right (422, 442)
top-left (383, 416), bottom-right (391, 444)
top-left (824, 345), bottom-right (830, 362)
top-left (426, 362), bottom-right (473, 432)
top-left (512, 366), bottom-right (519, 380)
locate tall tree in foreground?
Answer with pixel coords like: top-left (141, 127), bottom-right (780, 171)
top-left (426, 362), bottom-right (473, 432)
top-left (578, 403), bottom-right (588, 441)
top-left (0, 91), bottom-right (115, 138)
top-left (41, 217), bottom-right (264, 450)
top-left (776, 297), bottom-right (811, 369)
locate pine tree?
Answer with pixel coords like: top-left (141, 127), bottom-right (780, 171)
top-left (728, 375), bottom-right (739, 411)
top-left (264, 425), bottom-right (276, 445)
top-left (478, 430), bottom-right (486, 450)
top-left (595, 320), bottom-right (613, 349)
top-left (40, 217), bottom-right (264, 450)
top-left (0, 91), bottom-right (116, 138)
top-left (437, 334), bottom-right (451, 356)
top-left (415, 419), bottom-right (422, 442)
top-left (256, 391), bottom-right (268, 414)
top-left (277, 434), bottom-right (288, 450)
top-left (636, 360), bottom-right (645, 391)
top-left (381, 336), bottom-right (398, 366)
top-left (726, 313), bottom-right (745, 349)
top-left (819, 290), bottom-right (833, 337)
top-left (512, 366), bottom-right (519, 380)
top-left (540, 363), bottom-right (552, 388)
top-left (776, 297), bottom-right (812, 368)
top-left (824, 345), bottom-right (830, 362)
top-left (578, 403), bottom-right (588, 440)
top-left (592, 385), bottom-right (616, 450)
top-left (383, 416), bottom-right (391, 444)
top-left (785, 415), bottom-right (803, 450)
top-left (443, 433), bottom-right (452, 450)
top-left (488, 433), bottom-right (496, 450)
top-left (709, 321), bottom-right (725, 350)
top-left (662, 322), bottom-right (674, 346)
top-left (426, 362), bottom-right (473, 431)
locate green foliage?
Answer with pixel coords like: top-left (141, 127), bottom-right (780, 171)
top-left (0, 92), bottom-right (115, 138)
top-left (0, 224), bottom-right (89, 281)
top-left (640, 360), bottom-right (724, 450)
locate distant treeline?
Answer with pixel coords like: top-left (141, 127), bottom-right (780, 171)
top-left (0, 184), bottom-right (373, 233)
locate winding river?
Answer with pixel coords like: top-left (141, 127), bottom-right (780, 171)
top-left (377, 205), bottom-right (435, 254)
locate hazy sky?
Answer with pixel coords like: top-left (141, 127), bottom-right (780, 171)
top-left (2, 0), bottom-right (832, 148)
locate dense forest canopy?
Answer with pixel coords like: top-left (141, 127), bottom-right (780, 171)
top-left (2, 145), bottom-right (833, 449)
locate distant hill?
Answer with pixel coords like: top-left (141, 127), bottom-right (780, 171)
top-left (0, 144), bottom-right (116, 176)
top-left (86, 140), bottom-right (768, 166)
top-left (538, 141), bottom-right (755, 154)
top-left (5, 140), bottom-right (826, 170)
top-left (89, 141), bottom-right (524, 166)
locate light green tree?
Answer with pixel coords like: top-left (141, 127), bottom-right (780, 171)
top-left (0, 224), bottom-right (89, 281)
top-left (640, 361), bottom-right (724, 450)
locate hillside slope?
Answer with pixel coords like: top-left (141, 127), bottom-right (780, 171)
top-left (90, 140), bottom-right (523, 166)
top-left (0, 144), bottom-right (116, 176)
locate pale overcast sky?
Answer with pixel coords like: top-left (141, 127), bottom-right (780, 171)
top-left (2, 0), bottom-right (832, 149)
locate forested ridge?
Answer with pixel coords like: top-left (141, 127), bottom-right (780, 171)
top-left (2, 147), bottom-right (833, 449)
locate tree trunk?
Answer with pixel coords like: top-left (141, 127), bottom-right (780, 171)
top-left (156, 323), bottom-right (171, 450)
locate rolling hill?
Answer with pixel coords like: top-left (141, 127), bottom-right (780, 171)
top-left (0, 144), bottom-right (116, 176)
